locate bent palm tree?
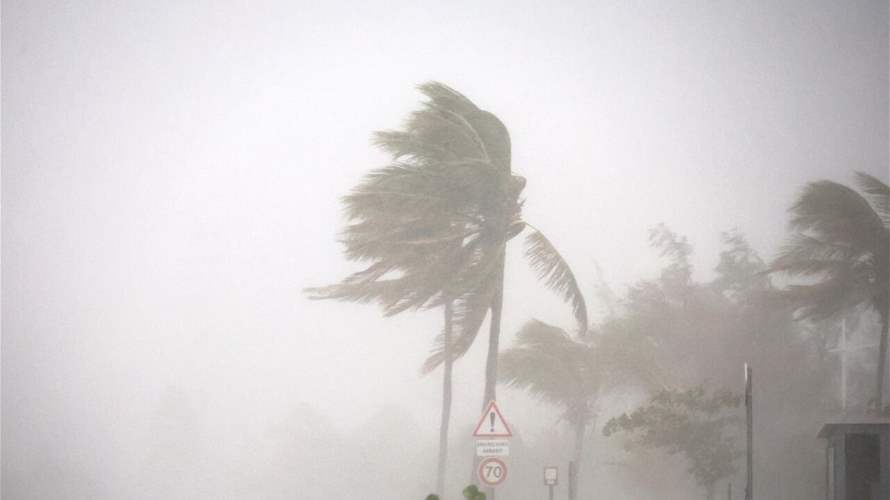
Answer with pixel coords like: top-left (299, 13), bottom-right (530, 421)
top-left (770, 172), bottom-right (889, 410)
top-left (499, 319), bottom-right (663, 497)
top-left (399, 85), bottom-right (588, 403)
top-left (307, 83), bottom-right (587, 494)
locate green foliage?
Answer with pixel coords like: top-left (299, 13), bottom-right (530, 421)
top-left (462, 484), bottom-right (486, 500)
top-left (421, 485), bottom-right (486, 500)
top-left (594, 224), bottom-right (835, 499)
top-left (603, 386), bottom-right (742, 497)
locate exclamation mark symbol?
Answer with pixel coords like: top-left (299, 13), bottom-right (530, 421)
top-left (489, 412), bottom-right (496, 432)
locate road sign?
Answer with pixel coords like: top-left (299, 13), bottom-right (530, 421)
top-left (472, 401), bottom-right (512, 438)
top-left (475, 439), bottom-right (510, 457)
top-left (477, 457), bottom-right (508, 487)
top-left (544, 466), bottom-right (558, 485)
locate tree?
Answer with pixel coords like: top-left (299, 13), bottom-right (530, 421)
top-left (595, 226), bottom-right (835, 500)
top-left (499, 319), bottom-right (662, 497)
top-left (393, 84), bottom-right (588, 413)
top-left (462, 484), bottom-right (486, 500)
top-left (306, 82), bottom-right (587, 494)
top-left (770, 172), bottom-right (889, 410)
top-left (603, 387), bottom-right (743, 500)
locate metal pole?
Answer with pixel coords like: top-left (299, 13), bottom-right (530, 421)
top-left (549, 484), bottom-right (554, 500)
top-left (745, 364), bottom-right (753, 500)
top-left (568, 461), bottom-right (575, 500)
top-left (728, 482), bottom-right (732, 500)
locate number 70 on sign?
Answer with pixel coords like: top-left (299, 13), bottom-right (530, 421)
top-left (477, 457), bottom-right (508, 486)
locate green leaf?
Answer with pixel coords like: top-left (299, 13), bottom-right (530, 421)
top-left (524, 228), bottom-right (588, 335)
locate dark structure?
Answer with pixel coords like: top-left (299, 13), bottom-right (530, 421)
top-left (818, 418), bottom-right (889, 500)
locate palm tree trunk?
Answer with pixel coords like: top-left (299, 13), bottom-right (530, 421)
top-left (436, 302), bottom-right (454, 497)
top-left (876, 308), bottom-right (888, 411)
top-left (482, 253), bottom-right (506, 409)
top-left (571, 418), bottom-right (586, 500)
top-left (480, 252), bottom-right (505, 499)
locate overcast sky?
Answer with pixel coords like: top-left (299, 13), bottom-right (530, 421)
top-left (3, 0), bottom-right (888, 488)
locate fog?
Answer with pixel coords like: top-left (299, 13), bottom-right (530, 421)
top-left (3, 0), bottom-right (888, 499)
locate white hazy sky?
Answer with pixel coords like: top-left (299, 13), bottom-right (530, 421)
top-left (3, 0), bottom-right (888, 483)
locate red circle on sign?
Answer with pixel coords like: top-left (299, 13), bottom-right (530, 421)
top-left (478, 457), bottom-right (508, 486)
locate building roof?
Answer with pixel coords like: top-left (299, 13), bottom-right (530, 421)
top-left (818, 416), bottom-right (890, 438)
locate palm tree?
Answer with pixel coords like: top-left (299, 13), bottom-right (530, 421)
top-left (307, 82), bottom-right (587, 494)
top-left (396, 84), bottom-right (588, 405)
top-left (499, 319), bottom-right (663, 497)
top-left (770, 172), bottom-right (889, 410)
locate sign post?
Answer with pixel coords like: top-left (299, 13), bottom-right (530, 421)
top-left (745, 364), bottom-right (753, 500)
top-left (544, 466), bottom-right (558, 500)
top-left (473, 401), bottom-right (513, 493)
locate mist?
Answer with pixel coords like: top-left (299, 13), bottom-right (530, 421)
top-left (3, 0), bottom-right (888, 499)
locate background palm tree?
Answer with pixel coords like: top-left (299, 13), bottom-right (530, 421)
top-left (499, 319), bottom-right (663, 498)
top-left (307, 82), bottom-right (587, 494)
top-left (770, 172), bottom-right (889, 410)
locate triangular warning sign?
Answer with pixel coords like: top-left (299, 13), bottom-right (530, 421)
top-left (473, 401), bottom-right (512, 438)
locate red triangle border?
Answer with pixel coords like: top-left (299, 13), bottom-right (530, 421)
top-left (472, 400), bottom-right (513, 438)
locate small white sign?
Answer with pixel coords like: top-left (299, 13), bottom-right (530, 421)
top-left (476, 439), bottom-right (510, 457)
top-left (544, 466), bottom-right (558, 486)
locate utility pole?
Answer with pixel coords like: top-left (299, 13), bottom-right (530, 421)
top-left (744, 364), bottom-right (753, 500)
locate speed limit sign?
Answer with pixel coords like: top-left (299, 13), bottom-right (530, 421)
top-left (477, 457), bottom-right (508, 486)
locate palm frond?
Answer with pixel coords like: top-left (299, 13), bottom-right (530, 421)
top-left (770, 177), bottom-right (889, 321)
top-left (855, 171), bottom-right (890, 227)
top-left (498, 320), bottom-right (666, 421)
top-left (788, 180), bottom-right (885, 256)
top-left (771, 233), bottom-right (854, 276)
top-left (421, 276), bottom-right (496, 373)
top-left (417, 82), bottom-right (479, 115)
top-left (780, 252), bottom-right (885, 321)
top-left (499, 320), bottom-right (590, 407)
top-left (523, 228), bottom-right (588, 335)
top-left (417, 81), bottom-right (511, 172)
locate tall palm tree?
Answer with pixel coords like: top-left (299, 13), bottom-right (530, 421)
top-left (499, 319), bottom-right (663, 498)
top-left (307, 82), bottom-right (588, 494)
top-left (770, 172), bottom-right (889, 410)
top-left (399, 84), bottom-right (589, 405)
